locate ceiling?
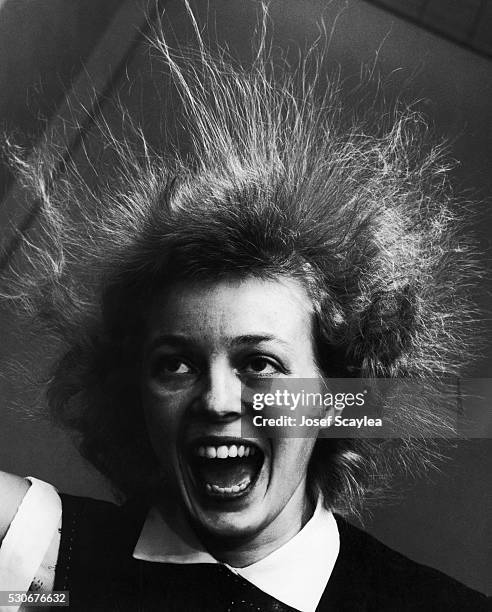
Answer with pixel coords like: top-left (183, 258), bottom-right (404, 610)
top-left (365, 0), bottom-right (492, 57)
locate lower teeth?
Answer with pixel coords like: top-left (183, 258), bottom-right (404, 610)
top-left (205, 479), bottom-right (251, 495)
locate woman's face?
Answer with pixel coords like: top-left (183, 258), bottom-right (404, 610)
top-left (141, 276), bottom-right (321, 555)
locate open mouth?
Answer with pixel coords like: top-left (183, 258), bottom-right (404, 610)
top-left (188, 438), bottom-right (264, 499)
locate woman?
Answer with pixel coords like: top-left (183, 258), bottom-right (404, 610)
top-left (0, 13), bottom-right (489, 611)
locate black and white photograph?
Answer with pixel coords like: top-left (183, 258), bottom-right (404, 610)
top-left (0, 1), bottom-right (491, 610)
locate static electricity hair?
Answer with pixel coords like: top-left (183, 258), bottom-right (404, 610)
top-left (2, 7), bottom-right (481, 514)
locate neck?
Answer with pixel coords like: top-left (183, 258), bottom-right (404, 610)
top-left (197, 480), bottom-right (314, 568)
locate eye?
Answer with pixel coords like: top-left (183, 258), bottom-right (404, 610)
top-left (241, 356), bottom-right (282, 377)
top-left (163, 358), bottom-right (192, 374)
top-left (150, 356), bottom-right (196, 379)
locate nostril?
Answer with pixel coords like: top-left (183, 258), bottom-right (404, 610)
top-left (204, 407), bottom-right (242, 423)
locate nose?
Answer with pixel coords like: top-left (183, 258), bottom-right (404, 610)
top-left (195, 359), bottom-right (242, 422)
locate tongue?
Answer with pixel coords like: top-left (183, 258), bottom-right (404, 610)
top-left (192, 457), bottom-right (259, 488)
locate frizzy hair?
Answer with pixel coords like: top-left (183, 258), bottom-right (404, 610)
top-left (1, 7), bottom-right (481, 514)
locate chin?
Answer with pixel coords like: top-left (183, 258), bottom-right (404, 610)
top-left (189, 504), bottom-right (271, 541)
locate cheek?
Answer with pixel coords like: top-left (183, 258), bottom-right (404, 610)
top-left (273, 439), bottom-right (316, 478)
top-left (143, 402), bottom-right (185, 490)
top-left (142, 391), bottom-right (182, 459)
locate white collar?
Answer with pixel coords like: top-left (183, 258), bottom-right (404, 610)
top-left (133, 497), bottom-right (340, 612)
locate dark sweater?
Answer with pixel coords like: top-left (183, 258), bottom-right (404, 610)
top-left (53, 494), bottom-right (490, 611)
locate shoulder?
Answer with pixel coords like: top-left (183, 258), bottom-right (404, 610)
top-left (55, 493), bottom-right (146, 593)
top-left (57, 492), bottom-right (145, 560)
top-left (57, 492), bottom-right (145, 536)
top-left (321, 515), bottom-right (490, 611)
top-left (0, 471), bottom-right (30, 542)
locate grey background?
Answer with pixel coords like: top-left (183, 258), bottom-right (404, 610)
top-left (0, 0), bottom-right (491, 595)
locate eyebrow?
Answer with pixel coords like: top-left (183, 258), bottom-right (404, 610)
top-left (147, 334), bottom-right (195, 352)
top-left (147, 333), bottom-right (288, 352)
top-left (230, 334), bottom-right (283, 347)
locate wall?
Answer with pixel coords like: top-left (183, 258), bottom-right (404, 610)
top-left (0, 0), bottom-right (121, 200)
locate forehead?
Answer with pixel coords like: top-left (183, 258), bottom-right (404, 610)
top-left (146, 276), bottom-right (313, 345)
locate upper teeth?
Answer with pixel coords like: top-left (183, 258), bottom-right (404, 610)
top-left (196, 444), bottom-right (256, 459)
